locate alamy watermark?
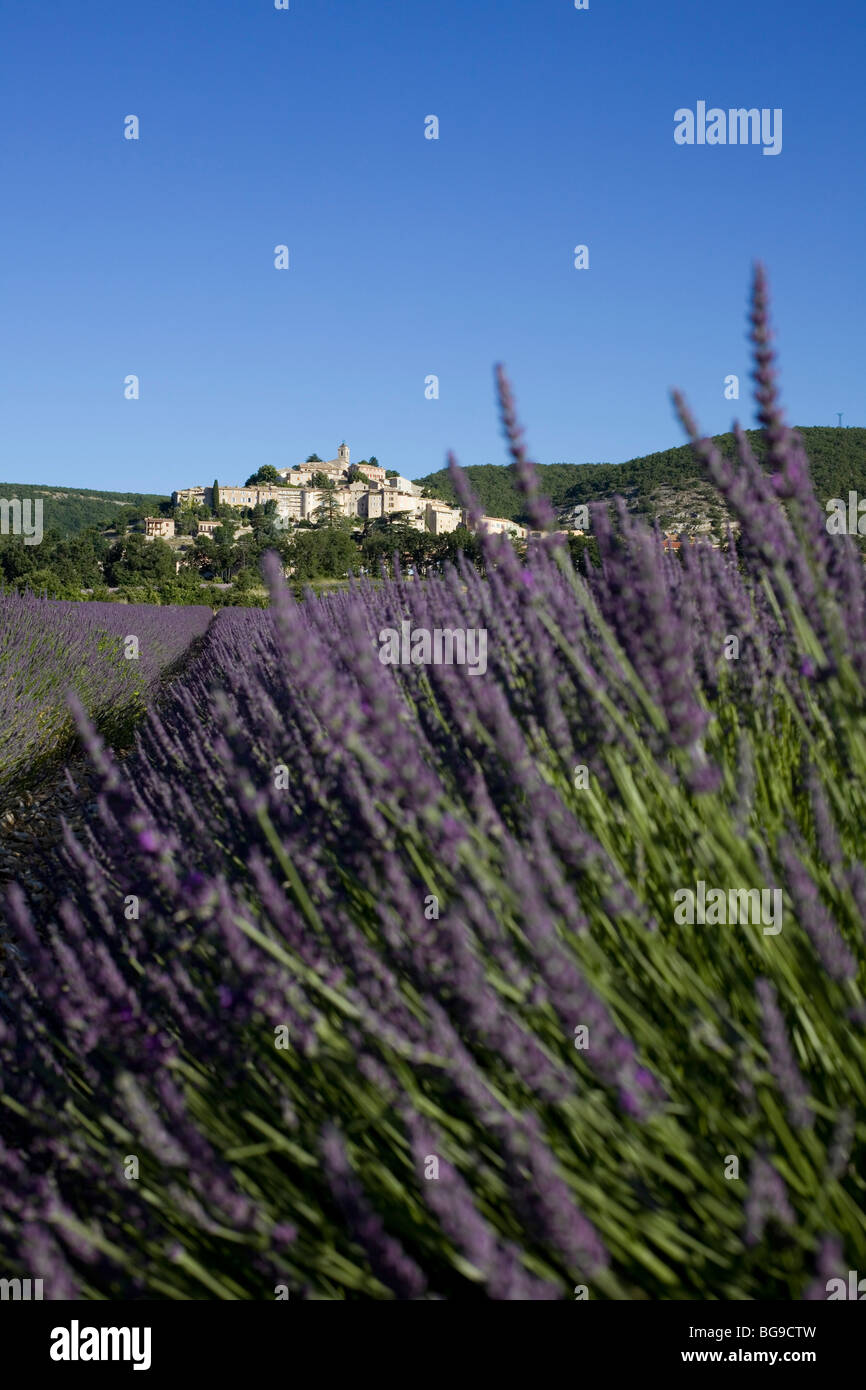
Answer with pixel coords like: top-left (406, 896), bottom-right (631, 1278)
top-left (825, 1270), bottom-right (866, 1300)
top-left (0, 1277), bottom-right (43, 1299)
top-left (49, 1321), bottom-right (151, 1370)
top-left (826, 492), bottom-right (866, 534)
top-left (378, 620), bottom-right (487, 676)
top-left (673, 880), bottom-right (782, 935)
top-left (0, 498), bottom-right (43, 545)
top-left (674, 103), bottom-right (782, 156)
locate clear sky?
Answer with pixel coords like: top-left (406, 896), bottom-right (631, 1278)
top-left (1, 1), bottom-right (863, 494)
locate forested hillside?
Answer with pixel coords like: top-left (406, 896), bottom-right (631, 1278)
top-left (0, 482), bottom-right (169, 535)
top-left (417, 427), bottom-right (866, 524)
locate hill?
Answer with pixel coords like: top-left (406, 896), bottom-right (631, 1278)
top-left (0, 482), bottom-right (170, 536)
top-left (417, 427), bottom-right (866, 532)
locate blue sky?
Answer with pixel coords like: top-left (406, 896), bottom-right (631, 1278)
top-left (0, 0), bottom-right (863, 494)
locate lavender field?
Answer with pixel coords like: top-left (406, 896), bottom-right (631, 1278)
top-left (0, 594), bottom-right (212, 797)
top-left (0, 274), bottom-right (864, 1301)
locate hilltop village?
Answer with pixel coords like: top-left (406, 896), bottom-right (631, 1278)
top-left (0, 446), bottom-right (592, 606)
top-left (159, 444), bottom-right (539, 542)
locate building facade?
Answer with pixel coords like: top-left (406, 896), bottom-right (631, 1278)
top-left (172, 486), bottom-right (210, 508)
top-left (425, 501), bottom-right (463, 535)
top-left (471, 515), bottom-right (527, 539)
top-left (277, 443), bottom-right (353, 485)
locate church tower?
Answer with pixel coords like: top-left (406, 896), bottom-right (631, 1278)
top-left (338, 442), bottom-right (350, 468)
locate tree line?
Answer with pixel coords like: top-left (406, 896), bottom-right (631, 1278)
top-left (0, 503), bottom-right (491, 605)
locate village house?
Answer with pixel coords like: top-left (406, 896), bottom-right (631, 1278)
top-left (425, 501), bottom-right (463, 535)
top-left (172, 486), bottom-right (209, 507)
top-left (360, 487), bottom-right (423, 520)
top-left (471, 515), bottom-right (527, 539)
top-left (382, 475), bottom-right (423, 497)
top-left (349, 462), bottom-right (387, 483)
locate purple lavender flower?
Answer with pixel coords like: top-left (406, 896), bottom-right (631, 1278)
top-left (755, 978), bottom-right (813, 1129)
top-left (779, 838), bottom-right (857, 982)
top-left (320, 1127), bottom-right (427, 1300)
top-left (744, 1156), bottom-right (794, 1246)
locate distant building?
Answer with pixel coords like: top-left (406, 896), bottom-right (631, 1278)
top-left (333, 486), bottom-right (363, 518)
top-left (217, 485), bottom-right (261, 509)
top-left (360, 487), bottom-right (421, 520)
top-left (425, 501), bottom-right (463, 535)
top-left (172, 486), bottom-right (210, 508)
top-left (144, 517), bottom-right (175, 539)
top-left (470, 515), bottom-right (527, 539)
top-left (276, 469), bottom-right (314, 486)
top-left (382, 475), bottom-right (422, 497)
top-left (349, 463), bottom-right (387, 484)
top-left (277, 443), bottom-right (353, 484)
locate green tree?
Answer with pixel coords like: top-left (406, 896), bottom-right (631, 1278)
top-left (312, 486), bottom-right (350, 533)
top-left (248, 500), bottom-right (280, 538)
top-left (567, 533), bottom-right (601, 569)
top-left (360, 516), bottom-right (422, 575)
top-left (103, 535), bottom-right (176, 587)
top-left (244, 465), bottom-right (280, 486)
top-left (288, 528), bottom-right (359, 582)
top-left (188, 534), bottom-right (216, 577)
top-left (430, 525), bottom-right (484, 573)
top-left (172, 506), bottom-right (200, 536)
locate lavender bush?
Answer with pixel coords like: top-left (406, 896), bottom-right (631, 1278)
top-left (0, 270), bottom-right (864, 1300)
top-left (0, 594), bottom-right (212, 797)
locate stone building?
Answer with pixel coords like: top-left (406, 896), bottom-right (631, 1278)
top-left (216, 485), bottom-right (265, 509)
top-left (383, 476), bottom-right (422, 498)
top-left (361, 486), bottom-right (424, 520)
top-left (213, 484), bottom-right (325, 521)
top-left (144, 516), bottom-right (175, 539)
top-left (172, 486), bottom-right (210, 508)
top-left (471, 514), bottom-right (527, 539)
top-left (425, 501), bottom-right (463, 535)
top-left (277, 443), bottom-right (353, 485)
top-left (349, 462), bottom-right (386, 484)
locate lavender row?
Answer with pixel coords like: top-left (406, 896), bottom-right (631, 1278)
top-left (0, 594), bottom-right (212, 795)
